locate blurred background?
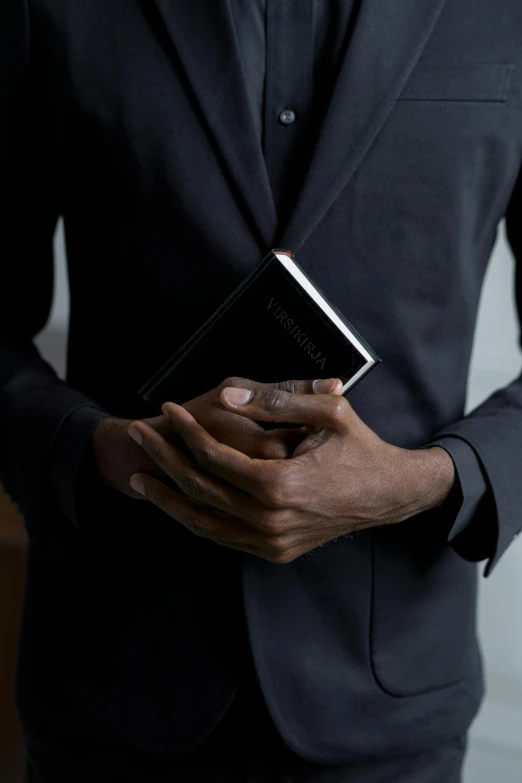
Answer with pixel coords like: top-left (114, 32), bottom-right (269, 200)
top-left (0, 220), bottom-right (521, 781)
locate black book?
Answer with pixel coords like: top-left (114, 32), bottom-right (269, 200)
top-left (138, 249), bottom-right (380, 410)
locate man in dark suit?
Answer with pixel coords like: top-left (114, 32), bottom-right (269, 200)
top-left (2, 0), bottom-right (522, 780)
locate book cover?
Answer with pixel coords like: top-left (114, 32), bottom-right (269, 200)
top-left (138, 249), bottom-right (380, 410)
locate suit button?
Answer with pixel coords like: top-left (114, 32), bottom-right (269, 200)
top-left (279, 109), bottom-right (296, 125)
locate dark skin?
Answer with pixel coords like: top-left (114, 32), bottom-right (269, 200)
top-left (124, 377), bottom-right (456, 564)
top-left (88, 377), bottom-right (334, 500)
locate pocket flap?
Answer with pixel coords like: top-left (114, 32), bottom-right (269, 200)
top-left (399, 63), bottom-right (514, 102)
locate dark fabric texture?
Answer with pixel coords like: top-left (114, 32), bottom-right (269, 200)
top-left (23, 651), bottom-right (468, 783)
top-left (230, 0), bottom-right (490, 543)
top-left (51, 0), bottom-right (489, 570)
top-left (2, 0), bottom-right (522, 766)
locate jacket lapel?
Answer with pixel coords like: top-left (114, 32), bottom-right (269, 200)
top-left (149, 0), bottom-right (448, 256)
top-left (150, 0), bottom-right (278, 250)
top-left (275, 0), bottom-right (449, 253)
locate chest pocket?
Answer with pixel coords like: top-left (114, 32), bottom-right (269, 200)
top-left (398, 63), bottom-right (514, 103)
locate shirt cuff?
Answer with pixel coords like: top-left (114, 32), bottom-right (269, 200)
top-left (427, 436), bottom-right (488, 541)
top-left (425, 435), bottom-right (498, 564)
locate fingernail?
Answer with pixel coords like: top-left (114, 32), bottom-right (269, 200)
top-left (313, 378), bottom-right (337, 393)
top-left (128, 425), bottom-right (142, 446)
top-left (223, 387), bottom-right (254, 405)
top-left (130, 475), bottom-right (145, 495)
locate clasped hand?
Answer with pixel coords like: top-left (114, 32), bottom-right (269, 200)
top-left (127, 377), bottom-right (455, 563)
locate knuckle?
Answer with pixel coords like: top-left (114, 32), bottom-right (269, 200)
top-left (276, 379), bottom-right (297, 394)
top-left (147, 442), bottom-right (164, 465)
top-left (267, 537), bottom-right (293, 565)
top-left (327, 395), bottom-right (349, 423)
top-left (263, 388), bottom-right (289, 412)
top-left (183, 512), bottom-right (210, 538)
top-left (193, 446), bottom-right (216, 472)
top-left (259, 478), bottom-right (285, 508)
top-left (258, 509), bottom-right (284, 535)
top-left (260, 465), bottom-right (298, 508)
top-left (177, 471), bottom-right (204, 501)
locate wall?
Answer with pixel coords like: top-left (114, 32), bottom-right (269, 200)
top-left (35, 220), bottom-right (522, 779)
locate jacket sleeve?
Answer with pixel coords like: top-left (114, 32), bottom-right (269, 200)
top-left (426, 436), bottom-right (497, 564)
top-left (0, 2), bottom-right (111, 540)
top-left (426, 167), bottom-right (522, 577)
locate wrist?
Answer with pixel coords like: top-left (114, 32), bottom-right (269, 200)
top-left (405, 445), bottom-right (456, 517)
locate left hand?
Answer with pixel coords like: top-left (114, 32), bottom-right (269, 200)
top-left (127, 380), bottom-right (456, 563)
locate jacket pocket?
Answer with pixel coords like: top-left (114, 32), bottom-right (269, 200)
top-left (369, 511), bottom-right (481, 697)
top-left (398, 63), bottom-right (514, 103)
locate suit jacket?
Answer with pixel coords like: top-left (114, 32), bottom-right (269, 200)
top-left (2, 0), bottom-right (522, 765)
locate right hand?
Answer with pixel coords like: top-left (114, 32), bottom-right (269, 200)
top-left (89, 377), bottom-right (342, 500)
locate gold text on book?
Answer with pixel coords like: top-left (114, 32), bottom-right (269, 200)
top-left (268, 298), bottom-right (327, 369)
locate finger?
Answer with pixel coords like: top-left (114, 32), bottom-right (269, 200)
top-left (259, 426), bottom-right (307, 458)
top-left (148, 413), bottom-right (195, 458)
top-left (219, 380), bottom-right (351, 430)
top-left (263, 377), bottom-right (343, 395)
top-left (129, 473), bottom-right (269, 551)
top-left (220, 376), bottom-right (342, 397)
top-left (312, 378), bottom-right (343, 394)
top-left (161, 402), bottom-right (286, 501)
top-left (128, 420), bottom-right (268, 524)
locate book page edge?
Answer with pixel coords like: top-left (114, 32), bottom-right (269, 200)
top-left (273, 252), bottom-right (375, 366)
